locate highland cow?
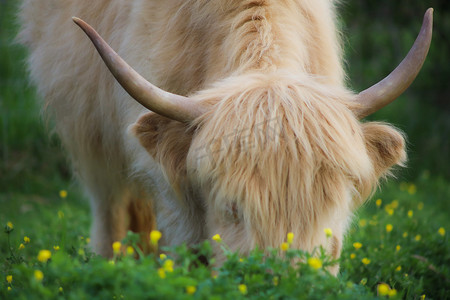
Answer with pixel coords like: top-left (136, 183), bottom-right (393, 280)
top-left (18, 0), bottom-right (432, 274)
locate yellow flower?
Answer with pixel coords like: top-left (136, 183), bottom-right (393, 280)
top-left (37, 249), bottom-right (52, 263)
top-left (212, 234), bottom-right (221, 242)
top-left (386, 224), bottom-right (393, 233)
top-left (6, 222), bottom-right (13, 230)
top-left (78, 248), bottom-right (85, 256)
top-left (388, 289), bottom-right (398, 297)
top-left (395, 265), bottom-right (402, 272)
top-left (376, 199), bottom-right (382, 207)
top-left (53, 245), bottom-right (60, 251)
top-left (6, 275), bottom-right (12, 284)
top-left (396, 245), bottom-right (401, 252)
top-left (157, 268), bottom-right (166, 279)
top-left (126, 246), bottom-right (134, 256)
top-left (408, 184), bottom-right (416, 195)
top-left (112, 241), bottom-right (121, 254)
top-left (163, 259), bottom-right (174, 272)
top-left (186, 286), bottom-right (196, 295)
top-left (438, 227), bottom-right (446, 236)
top-left (377, 283), bottom-right (390, 296)
top-left (58, 211), bottom-right (65, 219)
top-left (307, 257), bottom-right (322, 270)
top-left (420, 295), bottom-right (426, 300)
top-left (280, 242), bottom-right (289, 251)
top-left (386, 208), bottom-right (394, 216)
top-left (86, 237), bottom-right (91, 244)
top-left (324, 228), bottom-right (333, 237)
top-left (403, 232), bottom-right (408, 238)
top-left (359, 219), bottom-right (367, 227)
top-left (287, 232), bottom-right (294, 244)
top-left (19, 243), bottom-right (25, 250)
top-left (418, 202), bottom-right (424, 210)
top-left (24, 236), bottom-right (30, 244)
top-left (353, 242), bottom-right (362, 250)
top-left (7, 287), bottom-right (11, 291)
top-left (407, 210), bottom-right (413, 218)
top-left (361, 258), bottom-right (371, 265)
top-left (273, 276), bottom-right (279, 286)
top-left (59, 287), bottom-right (63, 293)
top-left (350, 253), bottom-right (356, 259)
top-left (34, 270), bottom-right (44, 281)
top-left (150, 230), bottom-right (162, 245)
top-left (238, 284), bottom-right (248, 295)
top-left (160, 253), bottom-right (167, 260)
top-left (59, 190), bottom-right (68, 198)
top-left (415, 235), bottom-right (422, 241)
top-left (390, 200), bottom-right (399, 209)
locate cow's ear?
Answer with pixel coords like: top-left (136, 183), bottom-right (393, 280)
top-left (362, 122), bottom-right (407, 178)
top-left (130, 112), bottom-right (193, 194)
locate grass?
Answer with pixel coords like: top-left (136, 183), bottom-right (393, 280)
top-left (1, 1), bottom-right (449, 299)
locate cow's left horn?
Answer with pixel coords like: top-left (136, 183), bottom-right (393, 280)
top-left (72, 17), bottom-right (203, 123)
top-left (355, 8), bottom-right (433, 119)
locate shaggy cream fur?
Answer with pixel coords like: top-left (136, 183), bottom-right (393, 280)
top-left (19, 0), bottom-right (406, 273)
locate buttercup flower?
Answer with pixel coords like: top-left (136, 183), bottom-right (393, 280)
top-left (280, 242), bottom-right (289, 251)
top-left (273, 276), bottom-right (279, 286)
top-left (415, 235), bottom-right (422, 241)
top-left (53, 245), bottom-right (60, 251)
top-left (186, 286), bottom-right (196, 295)
top-left (157, 268), bottom-right (166, 279)
top-left (59, 287), bottom-right (63, 293)
top-left (212, 234), bottom-right (221, 242)
top-left (163, 259), bottom-right (174, 272)
top-left (408, 210), bottom-right (413, 218)
top-left (37, 250), bottom-right (52, 263)
top-left (403, 232), bottom-right (408, 238)
top-left (112, 241), bottom-right (121, 254)
top-left (359, 219), bottom-right (367, 227)
top-left (361, 258), bottom-right (371, 265)
top-left (19, 243), bottom-right (25, 250)
top-left (377, 283), bottom-right (390, 296)
top-left (59, 190), bottom-right (68, 198)
top-left (408, 184), bottom-right (416, 195)
top-left (324, 228), bottom-right (333, 238)
top-left (396, 266), bottom-right (402, 272)
top-left (396, 245), bottom-right (401, 252)
top-left (160, 253), bottom-right (167, 260)
top-left (389, 289), bottom-right (398, 297)
top-left (7, 287), bottom-right (11, 291)
top-left (150, 230), bottom-right (162, 245)
top-left (6, 222), bottom-right (13, 230)
top-left (126, 246), bottom-right (134, 256)
top-left (6, 275), bottom-right (12, 284)
top-left (418, 202), bottom-right (424, 210)
top-left (438, 227), bottom-right (446, 236)
top-left (386, 224), bottom-right (393, 233)
top-left (307, 257), bottom-right (322, 269)
top-left (353, 242), bottom-right (362, 250)
top-left (376, 199), bottom-right (382, 207)
top-left (238, 284), bottom-right (248, 295)
top-left (350, 253), bottom-right (356, 259)
top-left (24, 236), bottom-right (30, 244)
top-left (287, 232), bottom-right (294, 244)
top-left (34, 270), bottom-right (44, 281)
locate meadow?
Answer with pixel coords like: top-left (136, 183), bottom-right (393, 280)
top-left (1, 1), bottom-right (449, 299)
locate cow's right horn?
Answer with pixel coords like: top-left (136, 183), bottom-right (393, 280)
top-left (73, 17), bottom-right (203, 123)
top-left (354, 8), bottom-right (433, 119)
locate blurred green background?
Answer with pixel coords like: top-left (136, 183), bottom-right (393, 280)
top-left (343, 0), bottom-right (450, 180)
top-left (0, 0), bottom-right (449, 190)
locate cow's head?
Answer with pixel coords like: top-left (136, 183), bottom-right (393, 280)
top-left (73, 9), bottom-right (432, 271)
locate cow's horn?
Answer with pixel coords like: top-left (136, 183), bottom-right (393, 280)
top-left (72, 17), bottom-right (203, 123)
top-left (355, 8), bottom-right (433, 119)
